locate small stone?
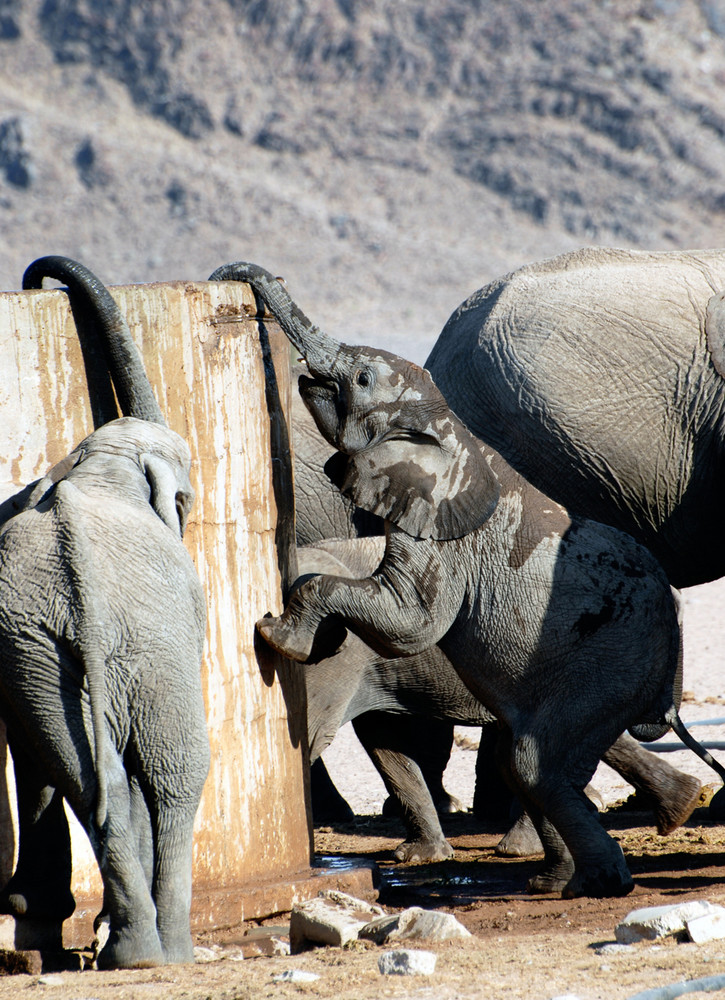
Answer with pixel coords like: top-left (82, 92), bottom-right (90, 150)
top-left (595, 943), bottom-right (632, 955)
top-left (37, 974), bottom-right (65, 986)
top-left (615, 901), bottom-right (722, 943)
top-left (378, 948), bottom-right (437, 976)
top-left (0, 949), bottom-right (43, 975)
top-left (359, 914), bottom-right (402, 944)
top-left (194, 945), bottom-right (223, 963)
top-left (272, 969), bottom-right (320, 982)
top-left (290, 890), bottom-right (385, 952)
top-left (686, 909), bottom-right (725, 944)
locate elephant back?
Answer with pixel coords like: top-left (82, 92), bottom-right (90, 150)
top-left (426, 246), bottom-right (725, 586)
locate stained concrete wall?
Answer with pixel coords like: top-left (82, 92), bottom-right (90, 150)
top-left (0, 279), bottom-right (311, 939)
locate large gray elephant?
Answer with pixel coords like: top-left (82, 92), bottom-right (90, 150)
top-left (0, 257), bottom-right (210, 969)
top-left (301, 538), bottom-right (704, 863)
top-left (425, 246), bottom-right (725, 590)
top-left (232, 261), bottom-right (722, 899)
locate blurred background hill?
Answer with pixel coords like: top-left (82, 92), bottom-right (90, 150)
top-left (2, 0), bottom-right (725, 361)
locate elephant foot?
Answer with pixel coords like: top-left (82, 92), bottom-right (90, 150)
top-left (562, 864), bottom-right (634, 899)
top-left (496, 812), bottom-right (543, 857)
top-left (433, 791), bottom-right (466, 815)
top-left (161, 933), bottom-right (195, 965)
top-left (97, 923), bottom-right (165, 970)
top-left (709, 785), bottom-right (725, 820)
top-left (526, 858), bottom-right (575, 895)
top-left (653, 772), bottom-right (702, 835)
top-left (0, 882), bottom-right (75, 922)
top-left (393, 835), bottom-right (454, 864)
top-left (256, 615), bottom-right (314, 663)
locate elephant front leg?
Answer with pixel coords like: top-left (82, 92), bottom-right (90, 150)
top-left (258, 539), bottom-right (456, 663)
top-left (353, 715), bottom-right (453, 863)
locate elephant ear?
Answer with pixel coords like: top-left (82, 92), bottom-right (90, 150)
top-left (324, 420), bottom-right (499, 540)
top-left (706, 291), bottom-right (725, 378)
top-left (142, 453), bottom-right (191, 537)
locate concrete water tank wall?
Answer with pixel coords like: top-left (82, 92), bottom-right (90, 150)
top-left (0, 278), bottom-right (313, 946)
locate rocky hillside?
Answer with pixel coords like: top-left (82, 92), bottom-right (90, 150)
top-left (1, 0), bottom-right (725, 360)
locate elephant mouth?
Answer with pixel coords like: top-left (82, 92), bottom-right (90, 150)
top-left (298, 373), bottom-right (337, 397)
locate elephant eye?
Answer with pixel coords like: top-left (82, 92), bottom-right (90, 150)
top-left (356, 369), bottom-right (372, 388)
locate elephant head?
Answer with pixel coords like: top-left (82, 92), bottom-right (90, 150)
top-left (209, 262), bottom-right (499, 540)
top-left (22, 258), bottom-right (183, 530)
top-left (66, 417), bottom-right (195, 538)
top-left (22, 255), bottom-right (165, 426)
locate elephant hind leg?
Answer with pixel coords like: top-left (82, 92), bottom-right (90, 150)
top-left (84, 754), bottom-right (163, 969)
top-left (0, 739), bottom-right (74, 924)
top-left (128, 707), bottom-right (209, 964)
top-left (504, 729), bottom-right (633, 899)
top-left (603, 733), bottom-right (702, 834)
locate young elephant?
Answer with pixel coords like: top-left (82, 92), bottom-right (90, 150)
top-left (301, 539), bottom-right (703, 862)
top-left (0, 256), bottom-right (209, 968)
top-left (217, 262), bottom-right (720, 900)
top-left (0, 417), bottom-right (209, 968)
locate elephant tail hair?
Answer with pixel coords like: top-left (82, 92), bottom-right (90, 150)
top-left (665, 706), bottom-right (725, 785)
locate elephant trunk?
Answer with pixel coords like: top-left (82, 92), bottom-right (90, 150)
top-left (208, 262), bottom-right (343, 376)
top-left (23, 256), bottom-right (166, 426)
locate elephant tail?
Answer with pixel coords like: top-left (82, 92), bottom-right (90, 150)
top-left (53, 481), bottom-right (110, 831)
top-left (665, 706), bottom-right (725, 785)
top-left (84, 648), bottom-right (109, 831)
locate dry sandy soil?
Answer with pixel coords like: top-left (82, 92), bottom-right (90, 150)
top-left (0, 579), bottom-right (723, 998)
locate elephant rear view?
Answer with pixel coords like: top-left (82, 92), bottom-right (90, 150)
top-left (0, 258), bottom-right (210, 969)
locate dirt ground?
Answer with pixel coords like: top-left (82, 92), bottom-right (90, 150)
top-left (0, 581), bottom-right (724, 999)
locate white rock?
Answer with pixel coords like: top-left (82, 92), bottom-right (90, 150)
top-left (272, 969), bottom-right (320, 983)
top-left (396, 907), bottom-right (471, 941)
top-left (595, 943), bottom-right (632, 955)
top-left (686, 907), bottom-right (725, 943)
top-left (378, 948), bottom-right (437, 976)
top-left (36, 975), bottom-right (65, 986)
top-left (361, 906), bottom-right (471, 943)
top-left (290, 890), bottom-right (385, 951)
top-left (615, 901), bottom-right (722, 943)
top-left (194, 946), bottom-right (223, 963)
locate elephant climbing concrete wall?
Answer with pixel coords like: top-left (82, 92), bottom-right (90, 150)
top-left (0, 279), bottom-right (309, 946)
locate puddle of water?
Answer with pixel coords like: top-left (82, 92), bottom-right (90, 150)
top-left (313, 853), bottom-right (371, 872)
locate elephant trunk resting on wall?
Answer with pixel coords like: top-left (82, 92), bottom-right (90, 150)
top-left (0, 257), bottom-right (209, 969)
top-left (228, 260), bottom-right (724, 900)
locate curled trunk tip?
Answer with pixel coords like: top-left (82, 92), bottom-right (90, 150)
top-left (23, 255), bottom-right (166, 426)
top-left (208, 260), bottom-right (340, 366)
